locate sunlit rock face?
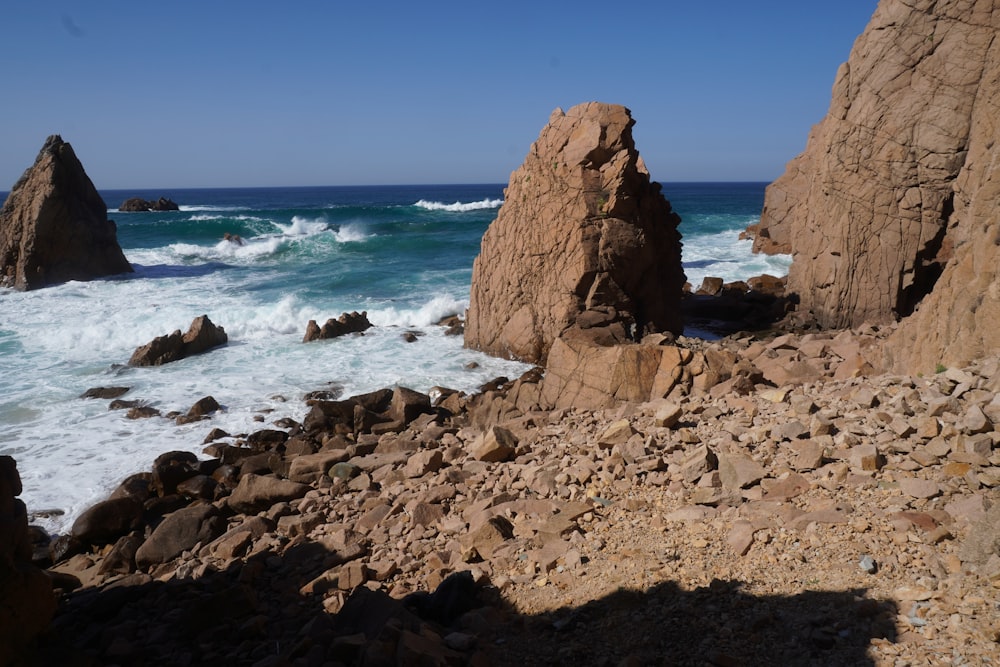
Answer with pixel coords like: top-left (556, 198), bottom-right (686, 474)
top-left (0, 135), bottom-right (132, 290)
top-left (465, 102), bottom-right (684, 364)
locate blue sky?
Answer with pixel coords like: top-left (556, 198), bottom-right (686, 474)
top-left (2, 1), bottom-right (877, 189)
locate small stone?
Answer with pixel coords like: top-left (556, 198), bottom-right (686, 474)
top-left (898, 477), bottom-right (940, 499)
top-left (471, 426), bottom-right (518, 462)
top-left (651, 401), bottom-right (683, 428)
top-left (849, 444), bottom-right (883, 471)
top-left (859, 554), bottom-right (878, 574)
top-left (727, 521), bottom-right (755, 556)
top-left (597, 419), bottom-right (635, 449)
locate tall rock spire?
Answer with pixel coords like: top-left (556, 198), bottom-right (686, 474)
top-left (0, 135), bottom-right (132, 290)
top-left (465, 102), bottom-right (685, 364)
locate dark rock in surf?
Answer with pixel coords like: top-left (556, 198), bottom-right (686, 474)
top-left (303, 311), bottom-right (372, 342)
top-left (119, 197), bottom-right (179, 212)
top-left (80, 386), bottom-right (130, 399)
top-left (128, 315), bottom-right (228, 366)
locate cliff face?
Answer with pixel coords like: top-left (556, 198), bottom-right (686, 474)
top-left (0, 135), bottom-right (132, 290)
top-left (464, 102), bottom-right (685, 364)
top-left (752, 0), bottom-right (1000, 372)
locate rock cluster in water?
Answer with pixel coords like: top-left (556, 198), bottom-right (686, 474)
top-left (0, 135), bottom-right (132, 290)
top-left (118, 197), bottom-right (180, 212)
top-left (128, 315), bottom-right (228, 367)
top-left (465, 102), bottom-right (685, 364)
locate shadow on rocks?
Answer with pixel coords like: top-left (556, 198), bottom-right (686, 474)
top-left (22, 559), bottom-right (898, 666)
top-left (482, 578), bottom-right (897, 666)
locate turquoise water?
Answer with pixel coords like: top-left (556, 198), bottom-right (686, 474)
top-left (0, 182), bottom-right (788, 533)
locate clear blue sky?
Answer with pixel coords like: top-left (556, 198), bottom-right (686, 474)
top-left (2, 1), bottom-right (878, 189)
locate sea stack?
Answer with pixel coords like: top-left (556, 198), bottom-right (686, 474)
top-left (748, 0), bottom-right (1000, 374)
top-left (0, 135), bottom-right (132, 290)
top-left (465, 102), bottom-right (685, 364)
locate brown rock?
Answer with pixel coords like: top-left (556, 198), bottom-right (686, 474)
top-left (303, 311), bottom-right (372, 342)
top-left (717, 452), bottom-right (765, 491)
top-left (70, 496), bottom-right (143, 546)
top-left (898, 476), bottom-right (941, 500)
top-left (727, 520), bottom-right (756, 556)
top-left (0, 457), bottom-right (56, 662)
top-left (0, 135), bottom-right (132, 290)
top-left (119, 197), bottom-right (179, 212)
top-left (128, 315), bottom-right (227, 366)
top-left (134, 503), bottom-right (226, 569)
top-left (471, 426), bottom-right (518, 462)
top-left (462, 515), bottom-right (514, 560)
top-left (749, 0), bottom-right (1000, 375)
top-left (227, 473), bottom-right (310, 514)
top-left (465, 102), bottom-right (684, 364)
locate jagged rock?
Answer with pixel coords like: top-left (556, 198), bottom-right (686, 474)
top-left (128, 314), bottom-right (227, 366)
top-left (749, 1), bottom-right (1000, 374)
top-left (118, 197), bottom-right (179, 212)
top-left (465, 102), bottom-right (684, 364)
top-left (0, 135), bottom-right (132, 289)
top-left (303, 311), bottom-right (372, 342)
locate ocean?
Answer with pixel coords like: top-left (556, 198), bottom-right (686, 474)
top-left (0, 182), bottom-right (789, 534)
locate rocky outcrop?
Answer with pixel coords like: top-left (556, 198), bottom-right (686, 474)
top-left (0, 135), bottom-right (132, 290)
top-left (128, 314), bottom-right (228, 366)
top-left (303, 311), bottom-right (372, 342)
top-left (749, 1), bottom-right (1000, 372)
top-left (119, 197), bottom-right (180, 212)
top-left (465, 102), bottom-right (684, 364)
top-left (0, 457), bottom-right (56, 664)
top-left (29, 341), bottom-right (1000, 664)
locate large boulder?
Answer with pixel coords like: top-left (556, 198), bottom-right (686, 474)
top-left (0, 135), bottom-right (132, 289)
top-left (465, 102), bottom-right (685, 364)
top-left (128, 314), bottom-right (228, 366)
top-left (0, 457), bottom-right (56, 663)
top-left (748, 0), bottom-right (1000, 360)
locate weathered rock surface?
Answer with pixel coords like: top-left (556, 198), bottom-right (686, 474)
top-left (750, 0), bottom-right (1000, 374)
top-left (0, 135), bottom-right (132, 290)
top-left (303, 311), bottom-right (373, 342)
top-left (128, 314), bottom-right (228, 366)
top-left (465, 102), bottom-right (684, 364)
top-left (118, 196), bottom-right (179, 212)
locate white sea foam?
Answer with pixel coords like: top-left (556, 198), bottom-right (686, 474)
top-left (682, 229), bottom-right (791, 288)
top-left (414, 198), bottom-right (503, 212)
top-left (188, 214), bottom-right (268, 222)
top-left (333, 223), bottom-right (369, 243)
top-left (1, 279), bottom-right (528, 535)
top-left (277, 216), bottom-right (330, 236)
top-left (367, 294), bottom-right (467, 328)
top-left (178, 205), bottom-right (243, 212)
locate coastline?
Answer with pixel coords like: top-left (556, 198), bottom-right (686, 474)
top-left (15, 318), bottom-right (1000, 665)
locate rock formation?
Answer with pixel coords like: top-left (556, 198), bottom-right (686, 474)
top-left (128, 314), bottom-right (228, 366)
top-left (0, 135), bottom-right (133, 290)
top-left (465, 102), bottom-right (685, 364)
top-left (119, 196), bottom-right (180, 212)
top-left (0, 457), bottom-right (56, 664)
top-left (749, 0), bottom-right (1000, 372)
top-left (303, 311), bottom-right (373, 342)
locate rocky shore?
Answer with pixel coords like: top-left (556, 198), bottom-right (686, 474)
top-left (4, 316), bottom-right (997, 666)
